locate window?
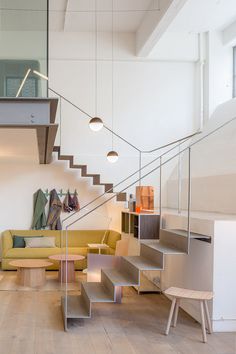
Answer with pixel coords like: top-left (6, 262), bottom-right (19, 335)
top-left (6, 77), bottom-right (37, 97)
top-left (233, 46), bottom-right (236, 97)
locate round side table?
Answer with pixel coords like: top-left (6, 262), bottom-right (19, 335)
top-left (49, 254), bottom-right (85, 283)
top-left (9, 259), bottom-right (53, 288)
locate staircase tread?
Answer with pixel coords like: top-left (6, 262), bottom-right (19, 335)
top-left (71, 164), bottom-right (86, 168)
top-left (124, 256), bottom-right (163, 271)
top-left (164, 229), bottom-right (211, 239)
top-left (82, 282), bottom-right (114, 303)
top-left (59, 155), bottom-right (73, 160)
top-left (140, 240), bottom-right (186, 254)
top-left (103, 268), bottom-right (139, 286)
top-left (61, 295), bottom-right (90, 319)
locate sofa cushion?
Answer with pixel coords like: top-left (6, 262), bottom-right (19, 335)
top-left (24, 237), bottom-right (56, 248)
top-left (13, 235), bottom-right (44, 248)
top-left (9, 230), bottom-right (61, 247)
top-left (5, 247), bottom-right (62, 259)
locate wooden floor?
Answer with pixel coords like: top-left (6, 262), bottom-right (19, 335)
top-left (0, 284), bottom-right (235, 354)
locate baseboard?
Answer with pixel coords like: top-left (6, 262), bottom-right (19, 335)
top-left (213, 319), bottom-right (236, 332)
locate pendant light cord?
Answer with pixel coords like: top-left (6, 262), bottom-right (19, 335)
top-left (111, 0), bottom-right (114, 149)
top-left (95, 0), bottom-right (98, 117)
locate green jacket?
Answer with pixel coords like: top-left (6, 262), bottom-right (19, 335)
top-left (32, 189), bottom-right (48, 230)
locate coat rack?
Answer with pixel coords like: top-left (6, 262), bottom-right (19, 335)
top-left (44, 189), bottom-right (78, 198)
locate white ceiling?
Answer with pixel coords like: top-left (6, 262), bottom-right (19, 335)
top-left (51, 0), bottom-right (156, 32)
top-left (167, 0), bottom-right (236, 33)
top-left (0, 0), bottom-right (157, 32)
top-left (1, 0), bottom-right (236, 49)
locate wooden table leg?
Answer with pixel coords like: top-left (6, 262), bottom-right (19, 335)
top-left (17, 267), bottom-right (46, 287)
top-left (173, 298), bottom-right (180, 327)
top-left (200, 300), bottom-right (207, 343)
top-left (59, 260), bottom-right (76, 283)
top-left (204, 300), bottom-right (213, 334)
top-left (165, 298), bottom-right (176, 335)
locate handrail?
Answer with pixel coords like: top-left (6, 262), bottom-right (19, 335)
top-left (62, 131), bottom-right (199, 223)
top-left (65, 115), bottom-right (236, 229)
top-left (48, 87), bottom-right (200, 154)
top-left (49, 87), bottom-right (141, 152)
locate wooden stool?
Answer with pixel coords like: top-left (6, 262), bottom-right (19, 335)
top-left (164, 287), bottom-right (214, 343)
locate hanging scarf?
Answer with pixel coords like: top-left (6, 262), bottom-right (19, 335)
top-left (47, 189), bottom-right (62, 230)
top-left (63, 191), bottom-right (73, 213)
top-left (71, 190), bottom-right (80, 211)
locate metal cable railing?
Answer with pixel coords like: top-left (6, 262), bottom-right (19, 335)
top-left (65, 115), bottom-right (236, 234)
top-left (48, 87), bottom-right (201, 224)
top-left (61, 132), bottom-right (200, 224)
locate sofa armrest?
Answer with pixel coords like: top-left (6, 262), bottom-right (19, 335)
top-left (107, 230), bottom-right (121, 250)
top-left (1, 230), bottom-right (13, 257)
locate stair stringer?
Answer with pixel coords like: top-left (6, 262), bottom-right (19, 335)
top-left (53, 146), bottom-right (127, 202)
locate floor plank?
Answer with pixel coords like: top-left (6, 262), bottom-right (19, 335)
top-left (0, 276), bottom-right (235, 354)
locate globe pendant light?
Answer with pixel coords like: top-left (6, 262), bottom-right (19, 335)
top-left (107, 150), bottom-right (118, 163)
top-left (107, 0), bottom-right (118, 163)
top-left (89, 0), bottom-right (104, 132)
top-left (89, 117), bottom-right (103, 131)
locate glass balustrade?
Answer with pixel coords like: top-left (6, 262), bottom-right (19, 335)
top-left (0, 0), bottom-right (48, 97)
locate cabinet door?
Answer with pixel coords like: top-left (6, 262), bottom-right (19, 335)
top-left (139, 215), bottom-right (160, 239)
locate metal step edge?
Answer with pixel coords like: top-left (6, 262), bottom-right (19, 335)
top-left (164, 228), bottom-right (211, 239)
top-left (124, 255), bottom-right (163, 271)
top-left (140, 240), bottom-right (186, 255)
top-left (61, 295), bottom-right (91, 319)
top-left (102, 268), bottom-right (139, 287)
top-left (82, 282), bottom-right (115, 303)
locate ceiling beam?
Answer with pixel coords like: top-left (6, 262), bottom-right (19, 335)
top-left (136, 0), bottom-right (188, 57)
top-left (222, 20), bottom-right (236, 47)
top-left (63, 0), bottom-right (70, 31)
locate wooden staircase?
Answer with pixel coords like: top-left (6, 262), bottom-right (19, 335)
top-left (62, 228), bottom-right (211, 330)
top-left (53, 145), bottom-right (127, 202)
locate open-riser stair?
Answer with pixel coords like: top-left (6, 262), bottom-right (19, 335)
top-left (61, 229), bottom-right (201, 330)
top-left (53, 146), bottom-right (127, 202)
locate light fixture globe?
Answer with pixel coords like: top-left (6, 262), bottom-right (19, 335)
top-left (89, 117), bottom-right (103, 132)
top-left (107, 150), bottom-right (118, 163)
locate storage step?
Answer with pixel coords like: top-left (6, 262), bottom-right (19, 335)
top-left (82, 282), bottom-right (115, 303)
top-left (159, 229), bottom-right (189, 253)
top-left (168, 229), bottom-right (211, 240)
top-left (140, 240), bottom-right (186, 255)
top-left (102, 268), bottom-right (139, 287)
top-left (124, 256), bottom-right (163, 271)
top-left (61, 295), bottom-right (91, 319)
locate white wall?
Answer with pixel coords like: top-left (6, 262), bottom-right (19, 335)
top-left (49, 30), bottom-right (198, 202)
top-left (0, 153), bottom-right (122, 238)
top-left (0, 28), bottom-right (198, 237)
top-left (166, 97), bottom-right (236, 213)
top-left (207, 30), bottom-right (233, 118)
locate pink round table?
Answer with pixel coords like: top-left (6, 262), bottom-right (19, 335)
top-left (49, 254), bottom-right (85, 283)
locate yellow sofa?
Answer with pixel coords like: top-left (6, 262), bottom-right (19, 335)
top-left (1, 229), bottom-right (121, 270)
